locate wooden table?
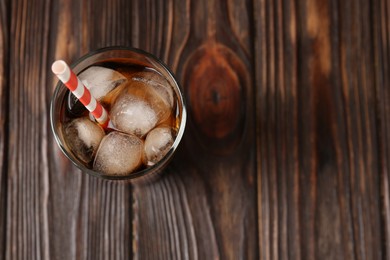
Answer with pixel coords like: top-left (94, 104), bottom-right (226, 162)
top-left (0, 0), bottom-right (389, 259)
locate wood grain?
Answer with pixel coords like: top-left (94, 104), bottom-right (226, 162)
top-left (48, 0), bottom-right (134, 259)
top-left (0, 0), bottom-right (9, 258)
top-left (5, 0), bottom-right (51, 259)
top-left (130, 0), bottom-right (258, 259)
top-left (255, 0), bottom-right (388, 259)
top-left (1, 0), bottom-right (389, 259)
top-left (375, 0), bottom-right (390, 256)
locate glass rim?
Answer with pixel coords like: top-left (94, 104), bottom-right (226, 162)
top-left (50, 46), bottom-right (187, 181)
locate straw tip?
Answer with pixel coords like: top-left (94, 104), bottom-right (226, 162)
top-left (51, 60), bottom-right (68, 75)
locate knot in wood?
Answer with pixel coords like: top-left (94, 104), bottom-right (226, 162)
top-left (184, 43), bottom-right (246, 141)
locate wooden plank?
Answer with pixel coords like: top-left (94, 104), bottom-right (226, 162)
top-left (254, 0), bottom-right (386, 259)
top-left (255, 0), bottom-right (300, 258)
top-left (47, 1), bottom-right (90, 259)
top-left (131, 0), bottom-right (258, 259)
top-left (374, 0), bottom-right (390, 257)
top-left (0, 0), bottom-right (9, 258)
top-left (336, 1), bottom-right (384, 258)
top-left (5, 0), bottom-right (52, 258)
top-left (47, 0), bottom-right (134, 259)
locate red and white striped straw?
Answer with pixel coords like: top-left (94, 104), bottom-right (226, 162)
top-left (51, 60), bottom-right (109, 128)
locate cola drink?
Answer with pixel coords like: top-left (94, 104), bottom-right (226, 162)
top-left (51, 48), bottom-right (186, 180)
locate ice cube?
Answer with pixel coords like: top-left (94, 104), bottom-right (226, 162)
top-left (79, 66), bottom-right (127, 100)
top-left (110, 93), bottom-right (158, 137)
top-left (144, 126), bottom-right (174, 166)
top-left (93, 131), bottom-right (143, 175)
top-left (120, 80), bottom-right (172, 124)
top-left (64, 117), bottom-right (105, 164)
top-left (131, 70), bottom-right (174, 108)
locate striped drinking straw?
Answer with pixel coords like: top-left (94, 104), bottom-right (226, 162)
top-left (51, 60), bottom-right (109, 128)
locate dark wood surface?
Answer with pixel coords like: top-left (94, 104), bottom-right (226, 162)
top-left (0, 0), bottom-right (389, 259)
